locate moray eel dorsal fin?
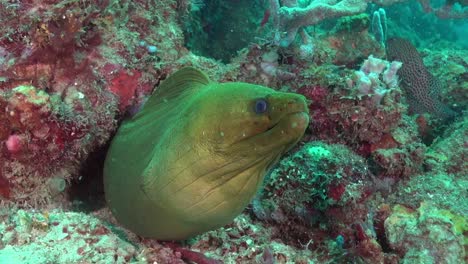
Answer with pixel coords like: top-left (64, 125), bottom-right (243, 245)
top-left (140, 67), bottom-right (210, 116)
top-left (133, 67), bottom-right (211, 189)
top-left (116, 67), bottom-right (209, 180)
top-left (104, 67), bottom-right (309, 240)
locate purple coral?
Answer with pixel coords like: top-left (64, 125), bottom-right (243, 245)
top-left (347, 55), bottom-right (402, 104)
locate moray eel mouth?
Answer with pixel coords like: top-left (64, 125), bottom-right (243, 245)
top-left (267, 111), bottom-right (309, 131)
top-left (264, 95), bottom-right (309, 136)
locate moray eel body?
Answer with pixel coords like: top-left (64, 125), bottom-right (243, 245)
top-left (104, 67), bottom-right (309, 240)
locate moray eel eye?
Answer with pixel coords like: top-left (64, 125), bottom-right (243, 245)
top-left (254, 98), bottom-right (268, 114)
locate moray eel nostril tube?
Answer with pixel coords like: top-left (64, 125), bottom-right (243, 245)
top-left (103, 67), bottom-right (309, 240)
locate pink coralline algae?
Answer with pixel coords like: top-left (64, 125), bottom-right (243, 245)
top-left (107, 69), bottom-right (143, 112)
top-left (0, 1), bottom-right (120, 204)
top-left (5, 135), bottom-right (21, 154)
top-left (0, 84), bottom-right (117, 204)
top-left (0, 0), bottom-right (178, 204)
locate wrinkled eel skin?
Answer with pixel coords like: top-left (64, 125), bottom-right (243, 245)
top-left (104, 67), bottom-right (309, 240)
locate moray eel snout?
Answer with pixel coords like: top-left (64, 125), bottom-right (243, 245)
top-left (104, 67), bottom-right (309, 240)
top-left (264, 94), bottom-right (309, 138)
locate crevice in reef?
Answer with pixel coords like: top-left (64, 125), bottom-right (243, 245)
top-left (68, 146), bottom-right (108, 212)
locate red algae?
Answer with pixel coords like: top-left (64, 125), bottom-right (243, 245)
top-left (0, 171), bottom-right (11, 199)
top-left (109, 69), bottom-right (142, 112)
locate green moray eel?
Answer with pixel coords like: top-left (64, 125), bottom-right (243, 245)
top-left (104, 67), bottom-right (309, 240)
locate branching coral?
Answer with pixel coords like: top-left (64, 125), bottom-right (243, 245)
top-left (269, 0), bottom-right (369, 47)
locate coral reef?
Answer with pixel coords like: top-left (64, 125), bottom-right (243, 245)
top-left (251, 142), bottom-right (383, 263)
top-left (423, 48), bottom-right (468, 114)
top-left (425, 114), bottom-right (468, 175)
top-left (0, 0), bottom-right (219, 205)
top-left (0, 84), bottom-right (116, 204)
top-left (0, 0), bottom-right (466, 263)
top-left (296, 55), bottom-right (427, 182)
top-left (0, 208), bottom-right (136, 263)
top-left (0, 1), bottom-right (118, 204)
top-left (259, 142), bottom-right (371, 214)
top-left (384, 203), bottom-right (465, 263)
top-left (182, 0), bottom-right (267, 62)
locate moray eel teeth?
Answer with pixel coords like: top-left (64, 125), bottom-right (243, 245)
top-left (104, 67), bottom-right (309, 240)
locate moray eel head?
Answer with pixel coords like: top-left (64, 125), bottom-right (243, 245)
top-left (189, 82), bottom-right (309, 157)
top-left (104, 67), bottom-right (309, 240)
